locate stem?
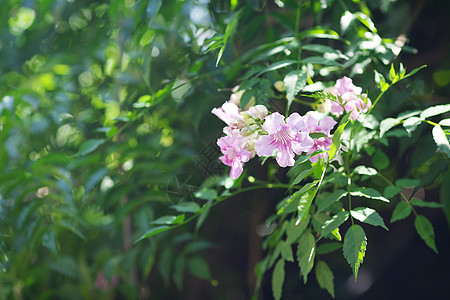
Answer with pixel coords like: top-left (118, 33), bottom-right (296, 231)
top-left (163, 183), bottom-right (297, 234)
top-left (344, 154), bottom-right (355, 226)
top-left (353, 87), bottom-right (388, 138)
top-left (292, 97), bottom-right (315, 107)
top-left (424, 120), bottom-right (438, 127)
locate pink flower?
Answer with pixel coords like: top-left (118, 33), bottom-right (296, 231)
top-left (218, 130), bottom-right (251, 178)
top-left (326, 77), bottom-right (372, 121)
top-left (300, 114), bottom-right (337, 163)
top-left (334, 76), bottom-right (362, 95)
top-left (211, 102), bottom-right (246, 129)
top-left (255, 112), bottom-right (314, 167)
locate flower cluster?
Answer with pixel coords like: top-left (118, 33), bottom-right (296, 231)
top-left (212, 78), bottom-right (367, 178)
top-left (321, 76), bottom-right (372, 121)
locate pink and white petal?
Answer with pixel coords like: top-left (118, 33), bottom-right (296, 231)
top-left (255, 136), bottom-right (277, 157)
top-left (286, 112), bottom-right (303, 131)
top-left (246, 105), bottom-right (268, 120)
top-left (219, 155), bottom-right (232, 167)
top-left (230, 161), bottom-right (243, 179)
top-left (301, 114), bottom-right (319, 132)
top-left (211, 107), bottom-right (228, 123)
top-left (217, 136), bottom-right (229, 149)
top-left (262, 112), bottom-right (286, 134)
top-left (303, 133), bottom-right (315, 148)
top-left (309, 153), bottom-right (320, 163)
top-left (237, 149), bottom-right (251, 163)
top-left (319, 116), bottom-right (337, 134)
top-left (330, 101), bottom-right (344, 116)
top-left (276, 146), bottom-right (295, 167)
top-left (335, 77), bottom-right (362, 95)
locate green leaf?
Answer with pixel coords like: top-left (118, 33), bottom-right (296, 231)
top-left (272, 259), bottom-right (285, 300)
top-left (414, 215), bottom-right (438, 253)
top-left (196, 199), bottom-right (212, 231)
top-left (309, 132), bottom-right (329, 139)
top-left (317, 242), bottom-right (342, 255)
top-left (171, 202), bottom-right (201, 213)
top-left (372, 149), bottom-right (389, 170)
top-left (354, 166), bottom-right (377, 176)
top-left (289, 168), bottom-right (313, 189)
top-left (281, 241), bottom-right (294, 262)
top-left (297, 230), bottom-right (316, 284)
top-left (395, 178), bottom-right (420, 188)
top-left (188, 256), bottom-right (212, 280)
top-left (350, 207), bottom-right (388, 230)
top-left (302, 56), bottom-right (341, 66)
top-left (253, 60), bottom-right (297, 78)
top-left (316, 189), bottom-right (347, 213)
top-left (330, 228), bottom-right (342, 241)
top-left (315, 261), bottom-right (335, 298)
top-left (355, 12), bottom-right (377, 33)
top-left (286, 215), bottom-right (310, 244)
top-left (313, 158), bottom-right (325, 179)
top-left (401, 65), bottom-right (427, 80)
top-left (420, 104), bottom-right (450, 120)
top-left (146, 0), bottom-right (162, 23)
top-left (194, 188), bottom-right (218, 200)
top-left (302, 44), bottom-right (338, 54)
top-left (389, 64), bottom-right (397, 82)
top-left (350, 187), bottom-right (390, 202)
top-left (76, 139), bottom-right (104, 156)
top-left (158, 248), bottom-right (173, 286)
top-left (379, 118), bottom-right (398, 137)
top-left (384, 185), bottom-right (402, 198)
top-left (328, 112), bottom-right (351, 161)
top-left (343, 225), bottom-right (367, 281)
top-left (215, 10), bottom-right (241, 66)
top-left (135, 226), bottom-right (170, 243)
top-left (173, 255), bottom-right (185, 290)
top-left (439, 118), bottom-right (450, 126)
top-left (297, 189), bottom-right (318, 222)
top-left (432, 125), bottom-right (450, 157)
top-left (390, 202), bottom-right (412, 223)
top-left (240, 88), bottom-right (255, 109)
top-left (152, 215), bottom-right (185, 225)
top-left (374, 70), bottom-right (389, 92)
top-left (410, 198), bottom-right (443, 208)
top-left (403, 117), bottom-right (422, 137)
top-left (321, 211), bottom-right (349, 237)
top-left (379, 111), bottom-right (422, 137)
top-left (284, 70), bottom-right (307, 110)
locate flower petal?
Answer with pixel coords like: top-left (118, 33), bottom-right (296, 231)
top-left (319, 116), bottom-right (337, 134)
top-left (286, 112), bottom-right (303, 131)
top-left (276, 146), bottom-right (295, 167)
top-left (255, 135), bottom-right (277, 157)
top-left (262, 112), bottom-right (286, 134)
top-left (300, 114), bottom-right (319, 132)
top-left (230, 161), bottom-right (243, 178)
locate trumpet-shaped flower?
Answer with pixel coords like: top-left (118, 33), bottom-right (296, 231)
top-left (217, 130), bottom-right (251, 179)
top-left (334, 76), bottom-right (362, 95)
top-left (325, 77), bottom-right (372, 121)
top-left (211, 102), bottom-right (246, 129)
top-left (300, 114), bottom-right (337, 163)
top-left (255, 112), bottom-right (314, 167)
